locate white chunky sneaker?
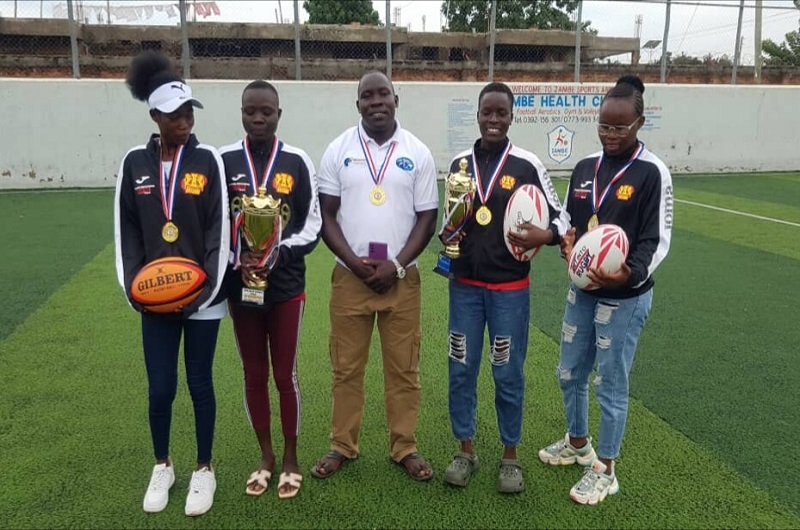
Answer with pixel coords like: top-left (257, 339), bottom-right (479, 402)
top-left (143, 461), bottom-right (175, 513)
top-left (185, 467), bottom-right (216, 516)
top-left (539, 434), bottom-right (597, 466)
top-left (569, 459), bottom-right (620, 505)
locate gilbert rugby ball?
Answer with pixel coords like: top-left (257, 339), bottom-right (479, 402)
top-left (503, 184), bottom-right (550, 262)
top-left (568, 224), bottom-right (629, 290)
top-left (131, 257), bottom-right (206, 313)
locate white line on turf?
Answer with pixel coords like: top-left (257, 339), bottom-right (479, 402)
top-left (676, 199), bottom-right (800, 228)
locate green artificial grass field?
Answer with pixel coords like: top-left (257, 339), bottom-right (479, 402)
top-left (1, 173), bottom-right (798, 529)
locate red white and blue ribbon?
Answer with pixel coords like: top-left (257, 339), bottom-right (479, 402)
top-left (358, 132), bottom-right (396, 189)
top-left (471, 141), bottom-right (512, 207)
top-left (591, 141), bottom-right (644, 215)
top-left (159, 143), bottom-right (185, 223)
top-left (243, 135), bottom-right (282, 193)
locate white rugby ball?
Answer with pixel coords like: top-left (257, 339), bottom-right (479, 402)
top-left (568, 224), bottom-right (629, 290)
top-left (503, 184), bottom-right (550, 262)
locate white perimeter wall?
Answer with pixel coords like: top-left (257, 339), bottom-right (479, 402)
top-left (1, 78), bottom-right (798, 189)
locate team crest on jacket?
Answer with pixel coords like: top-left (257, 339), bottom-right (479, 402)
top-left (547, 125), bottom-right (574, 164)
top-left (182, 173), bottom-right (207, 195)
top-left (616, 185), bottom-right (634, 201)
top-left (500, 175), bottom-right (516, 190)
top-left (273, 172), bottom-right (295, 194)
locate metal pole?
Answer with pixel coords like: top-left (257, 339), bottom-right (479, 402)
top-left (754, 0), bottom-right (762, 84)
top-left (67, 0), bottom-right (80, 78)
top-left (14, 0), bottom-right (17, 17)
top-left (106, 0), bottom-right (110, 24)
top-left (179, 0), bottom-right (190, 79)
top-left (385, 0), bottom-right (392, 80)
top-left (294, 0), bottom-right (301, 80)
top-left (488, 0), bottom-right (497, 81)
top-left (732, 0), bottom-right (744, 85)
top-left (40, 0), bottom-right (44, 18)
top-left (660, 0), bottom-right (671, 83)
top-left (574, 0), bottom-right (583, 83)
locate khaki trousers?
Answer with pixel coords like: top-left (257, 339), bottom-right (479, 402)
top-left (328, 263), bottom-right (422, 461)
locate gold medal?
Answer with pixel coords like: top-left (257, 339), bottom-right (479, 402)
top-left (587, 214), bottom-right (599, 231)
top-left (369, 185), bottom-right (386, 206)
top-left (476, 205), bottom-right (492, 226)
top-left (162, 221), bottom-right (179, 243)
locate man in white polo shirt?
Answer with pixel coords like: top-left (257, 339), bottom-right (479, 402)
top-left (311, 71), bottom-right (438, 482)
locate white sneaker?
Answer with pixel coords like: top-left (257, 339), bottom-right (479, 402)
top-left (185, 467), bottom-right (216, 516)
top-left (569, 459), bottom-right (620, 505)
top-left (539, 434), bottom-right (597, 466)
top-left (143, 461), bottom-right (175, 513)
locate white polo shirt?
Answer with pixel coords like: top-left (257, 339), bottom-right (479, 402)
top-left (317, 120), bottom-right (439, 267)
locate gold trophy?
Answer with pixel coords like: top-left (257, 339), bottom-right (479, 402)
top-left (433, 158), bottom-right (475, 278)
top-left (240, 186), bottom-right (282, 305)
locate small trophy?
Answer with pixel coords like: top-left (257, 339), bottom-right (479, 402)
top-left (433, 158), bottom-right (475, 278)
top-left (240, 186), bottom-right (282, 305)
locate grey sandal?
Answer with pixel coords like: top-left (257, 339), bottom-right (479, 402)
top-left (443, 452), bottom-right (479, 487)
top-left (498, 459), bottom-right (525, 493)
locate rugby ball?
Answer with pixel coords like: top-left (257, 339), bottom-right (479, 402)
top-left (503, 184), bottom-right (550, 262)
top-left (131, 257), bottom-right (206, 313)
top-left (568, 224), bottom-right (629, 291)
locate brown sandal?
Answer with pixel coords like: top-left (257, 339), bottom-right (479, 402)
top-left (310, 450), bottom-right (352, 479)
top-left (395, 452), bottom-right (434, 481)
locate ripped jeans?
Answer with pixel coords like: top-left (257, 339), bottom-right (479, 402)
top-left (448, 280), bottom-right (530, 447)
top-left (558, 285), bottom-right (653, 460)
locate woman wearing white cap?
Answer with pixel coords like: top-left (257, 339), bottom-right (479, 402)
top-left (114, 51), bottom-right (229, 517)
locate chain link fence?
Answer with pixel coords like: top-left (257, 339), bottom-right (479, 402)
top-left (0, 0), bottom-right (798, 83)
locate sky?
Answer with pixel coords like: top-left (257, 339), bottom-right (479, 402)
top-left (2, 0), bottom-right (799, 65)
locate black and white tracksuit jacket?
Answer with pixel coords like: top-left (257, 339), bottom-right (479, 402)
top-left (219, 138), bottom-right (321, 308)
top-left (449, 138), bottom-right (569, 284)
top-left (565, 142), bottom-right (673, 299)
top-left (114, 133), bottom-right (230, 315)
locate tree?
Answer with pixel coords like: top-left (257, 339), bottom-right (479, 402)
top-left (303, 0), bottom-right (380, 26)
top-left (441, 0), bottom-right (593, 33)
top-left (762, 27), bottom-right (800, 67)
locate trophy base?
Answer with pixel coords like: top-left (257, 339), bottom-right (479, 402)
top-left (433, 253), bottom-right (456, 279)
top-left (241, 286), bottom-right (266, 306)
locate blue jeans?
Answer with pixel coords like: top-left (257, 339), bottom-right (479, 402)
top-left (557, 285), bottom-right (652, 460)
top-left (448, 281), bottom-right (530, 447)
top-left (141, 314), bottom-right (221, 464)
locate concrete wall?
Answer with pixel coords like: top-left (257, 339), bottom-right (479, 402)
top-left (1, 79), bottom-right (798, 189)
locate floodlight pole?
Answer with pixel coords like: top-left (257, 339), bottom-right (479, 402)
top-left (386, 0), bottom-right (392, 80)
top-left (660, 0), bottom-right (671, 83)
top-left (179, 0), bottom-right (190, 79)
top-left (488, 0), bottom-right (497, 81)
top-left (754, 0), bottom-right (762, 84)
top-left (294, 0), bottom-right (301, 80)
top-left (732, 0), bottom-right (745, 85)
top-left (574, 0), bottom-right (583, 83)
top-left (67, 0), bottom-right (81, 78)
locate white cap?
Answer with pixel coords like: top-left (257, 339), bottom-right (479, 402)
top-left (147, 81), bottom-right (204, 113)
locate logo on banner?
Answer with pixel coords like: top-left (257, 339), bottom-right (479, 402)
top-left (547, 125), bottom-right (574, 164)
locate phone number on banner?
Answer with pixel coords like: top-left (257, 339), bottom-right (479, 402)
top-left (514, 115), bottom-right (598, 125)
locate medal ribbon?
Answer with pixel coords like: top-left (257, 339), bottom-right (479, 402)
top-left (243, 135), bottom-right (282, 193)
top-left (591, 141), bottom-right (644, 214)
top-left (159, 143), bottom-right (185, 223)
top-left (358, 132), bottom-right (396, 188)
top-left (471, 142), bottom-right (512, 206)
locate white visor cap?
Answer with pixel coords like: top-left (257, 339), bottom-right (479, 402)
top-left (147, 81), bottom-right (204, 113)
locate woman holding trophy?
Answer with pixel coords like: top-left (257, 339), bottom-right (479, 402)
top-left (220, 80), bottom-right (321, 500)
top-left (114, 51), bottom-right (230, 516)
top-left (439, 82), bottom-right (568, 494)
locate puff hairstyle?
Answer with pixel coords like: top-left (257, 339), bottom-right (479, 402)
top-left (125, 50), bottom-right (183, 102)
top-left (603, 74), bottom-right (646, 117)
